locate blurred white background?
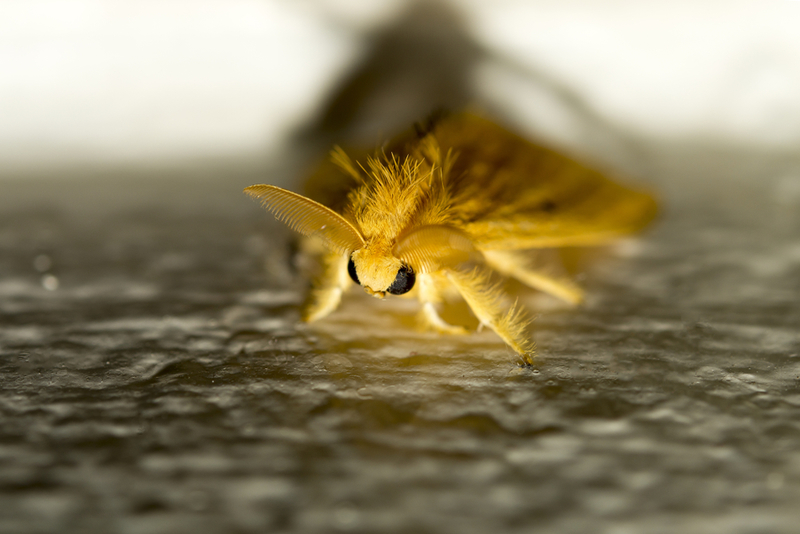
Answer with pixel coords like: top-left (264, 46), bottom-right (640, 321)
top-left (1, 0), bottom-right (799, 175)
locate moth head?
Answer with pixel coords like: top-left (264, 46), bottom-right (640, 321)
top-left (348, 242), bottom-right (415, 298)
top-left (347, 225), bottom-right (477, 299)
top-left (244, 185), bottom-right (476, 300)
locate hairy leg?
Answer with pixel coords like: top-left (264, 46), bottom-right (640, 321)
top-left (415, 273), bottom-right (467, 335)
top-left (483, 249), bottom-right (584, 305)
top-left (302, 251), bottom-right (351, 322)
top-left (446, 267), bottom-right (535, 364)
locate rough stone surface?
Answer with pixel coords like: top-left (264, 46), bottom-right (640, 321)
top-left (1, 150), bottom-right (799, 533)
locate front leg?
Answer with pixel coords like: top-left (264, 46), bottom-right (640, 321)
top-left (302, 251), bottom-right (351, 322)
top-left (416, 273), bottom-right (467, 335)
top-left (446, 267), bottom-right (535, 364)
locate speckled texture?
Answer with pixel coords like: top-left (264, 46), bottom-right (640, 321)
top-left (1, 152), bottom-right (800, 534)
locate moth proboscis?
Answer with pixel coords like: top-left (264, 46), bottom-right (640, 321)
top-left (245, 113), bottom-right (657, 364)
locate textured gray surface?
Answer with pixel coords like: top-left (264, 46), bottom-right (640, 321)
top-left (1, 151), bottom-right (800, 533)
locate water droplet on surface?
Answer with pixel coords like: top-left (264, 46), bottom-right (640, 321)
top-left (41, 274), bottom-right (59, 291)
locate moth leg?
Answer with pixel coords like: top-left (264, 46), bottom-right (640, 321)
top-left (302, 251), bottom-right (351, 322)
top-left (446, 267), bottom-right (535, 364)
top-left (483, 249), bottom-right (584, 305)
top-left (416, 273), bottom-right (467, 335)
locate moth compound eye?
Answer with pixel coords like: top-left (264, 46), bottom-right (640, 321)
top-left (387, 265), bottom-right (415, 295)
top-left (347, 256), bottom-right (360, 285)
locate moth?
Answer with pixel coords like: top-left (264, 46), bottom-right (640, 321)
top-left (245, 113), bottom-right (656, 364)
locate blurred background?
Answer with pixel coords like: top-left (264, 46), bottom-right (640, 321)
top-left (2, 0), bottom-right (800, 184)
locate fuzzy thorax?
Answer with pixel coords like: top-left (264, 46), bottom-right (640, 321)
top-left (350, 239), bottom-right (403, 298)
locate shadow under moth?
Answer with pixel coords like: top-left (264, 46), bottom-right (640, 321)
top-left (245, 113), bottom-right (656, 364)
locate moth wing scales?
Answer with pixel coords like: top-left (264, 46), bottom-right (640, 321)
top-left (411, 114), bottom-right (656, 250)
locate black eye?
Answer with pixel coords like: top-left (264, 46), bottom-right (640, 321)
top-left (387, 265), bottom-right (415, 295)
top-left (347, 256), bottom-right (360, 285)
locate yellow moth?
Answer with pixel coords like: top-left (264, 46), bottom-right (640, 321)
top-left (245, 113), bottom-right (656, 364)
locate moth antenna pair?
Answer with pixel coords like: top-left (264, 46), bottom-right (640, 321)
top-left (244, 185), bottom-right (475, 274)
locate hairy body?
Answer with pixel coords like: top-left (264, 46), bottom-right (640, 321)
top-left (246, 114), bottom-right (656, 364)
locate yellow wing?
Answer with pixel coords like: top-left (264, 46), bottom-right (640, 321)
top-left (389, 113), bottom-right (658, 250)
